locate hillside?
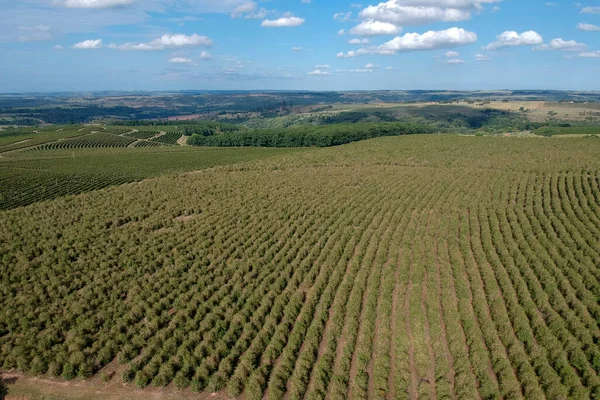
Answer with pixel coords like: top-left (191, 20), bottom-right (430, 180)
top-left (1, 135), bottom-right (600, 399)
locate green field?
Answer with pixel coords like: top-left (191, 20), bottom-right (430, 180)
top-left (0, 146), bottom-right (304, 210)
top-left (1, 135), bottom-right (600, 399)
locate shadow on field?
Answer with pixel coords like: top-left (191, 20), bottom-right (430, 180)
top-left (0, 372), bottom-right (18, 400)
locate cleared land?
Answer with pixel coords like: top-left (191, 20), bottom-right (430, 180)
top-left (1, 135), bottom-right (600, 399)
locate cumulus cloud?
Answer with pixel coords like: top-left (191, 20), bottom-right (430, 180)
top-left (445, 50), bottom-right (459, 58)
top-left (338, 29), bottom-right (346, 35)
top-left (169, 57), bottom-right (193, 63)
top-left (577, 23), bottom-right (600, 31)
top-left (73, 39), bottom-right (103, 49)
top-left (364, 62), bottom-right (378, 68)
top-left (374, 27), bottom-right (477, 54)
top-left (484, 30), bottom-right (543, 50)
top-left (350, 20), bottom-right (401, 36)
top-left (338, 27), bottom-right (475, 57)
top-left (53, 44), bottom-right (64, 50)
top-left (446, 58), bottom-right (465, 64)
top-left (108, 34), bottom-right (212, 50)
top-left (200, 51), bottom-right (213, 60)
top-left (349, 38), bottom-right (371, 44)
top-left (55, 0), bottom-right (135, 8)
top-left (533, 38), bottom-right (587, 52)
top-left (359, 2), bottom-right (471, 26)
top-left (475, 53), bottom-right (490, 61)
top-left (307, 69), bottom-right (331, 75)
top-left (581, 7), bottom-right (600, 14)
top-left (337, 50), bottom-right (360, 58)
top-left (261, 16), bottom-right (305, 27)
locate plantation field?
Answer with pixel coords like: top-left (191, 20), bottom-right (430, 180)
top-left (1, 135), bottom-right (600, 399)
top-left (0, 146), bottom-right (304, 210)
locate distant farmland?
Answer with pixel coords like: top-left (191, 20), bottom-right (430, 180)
top-left (1, 135), bottom-right (600, 399)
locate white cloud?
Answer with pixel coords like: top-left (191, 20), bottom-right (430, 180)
top-left (359, 2), bottom-right (471, 26)
top-left (351, 3), bottom-right (363, 8)
top-left (200, 51), bottom-right (213, 60)
top-left (445, 50), bottom-right (459, 58)
top-left (261, 16), bottom-right (305, 27)
top-left (108, 34), bottom-right (212, 50)
top-left (577, 23), bottom-right (600, 31)
top-left (545, 2), bottom-right (556, 6)
top-left (337, 50), bottom-right (360, 58)
top-left (574, 51), bottom-right (600, 58)
top-left (55, 0), bottom-right (135, 8)
top-left (385, 66), bottom-right (394, 69)
top-left (307, 69), bottom-right (331, 75)
top-left (350, 19), bottom-right (401, 36)
top-left (18, 25), bottom-right (52, 42)
top-left (364, 62), bottom-right (378, 68)
top-left (231, 1), bottom-right (256, 18)
top-left (446, 58), bottom-right (465, 64)
top-left (338, 29), bottom-right (346, 35)
top-left (245, 8), bottom-right (268, 19)
top-left (484, 30), bottom-right (543, 50)
top-left (337, 68), bottom-right (373, 72)
top-left (73, 39), bottom-right (103, 49)
top-left (581, 7), bottom-right (600, 14)
top-left (53, 44), bottom-right (64, 49)
top-left (475, 53), bottom-right (490, 61)
top-left (373, 27), bottom-right (477, 54)
top-left (349, 38), bottom-right (370, 44)
top-left (533, 38), bottom-right (587, 52)
top-left (169, 57), bottom-right (193, 63)
top-left (315, 64), bottom-right (330, 68)
top-left (334, 12), bottom-right (352, 21)
top-left (292, 46), bottom-right (303, 51)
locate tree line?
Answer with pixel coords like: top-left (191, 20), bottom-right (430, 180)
top-left (187, 122), bottom-right (435, 147)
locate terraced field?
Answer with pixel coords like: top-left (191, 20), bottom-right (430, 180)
top-left (1, 136), bottom-right (599, 399)
top-left (27, 133), bottom-right (137, 151)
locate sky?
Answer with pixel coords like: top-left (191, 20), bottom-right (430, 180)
top-left (0, 0), bottom-right (600, 92)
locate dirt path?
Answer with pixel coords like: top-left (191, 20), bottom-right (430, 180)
top-left (177, 134), bottom-right (188, 146)
top-left (420, 253), bottom-right (438, 399)
top-left (127, 139), bottom-right (143, 148)
top-left (150, 131), bottom-right (167, 140)
top-left (387, 247), bottom-right (404, 400)
top-left (2, 139), bottom-right (31, 147)
top-left (434, 241), bottom-right (457, 398)
top-left (1, 372), bottom-right (231, 400)
top-left (404, 281), bottom-right (418, 399)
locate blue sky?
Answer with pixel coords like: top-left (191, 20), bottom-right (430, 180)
top-left (0, 0), bottom-right (599, 92)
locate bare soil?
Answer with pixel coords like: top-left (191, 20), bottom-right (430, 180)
top-left (1, 372), bottom-right (235, 400)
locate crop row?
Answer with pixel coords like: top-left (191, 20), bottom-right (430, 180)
top-left (1, 140), bottom-right (599, 399)
top-left (151, 132), bottom-right (182, 145)
top-left (26, 133), bottom-right (137, 151)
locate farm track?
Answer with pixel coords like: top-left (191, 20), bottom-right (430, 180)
top-left (2, 137), bottom-right (600, 399)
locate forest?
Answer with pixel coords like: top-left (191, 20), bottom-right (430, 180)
top-left (186, 122), bottom-right (434, 147)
